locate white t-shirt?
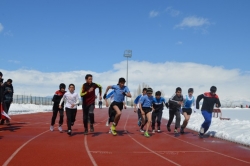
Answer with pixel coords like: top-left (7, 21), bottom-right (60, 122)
top-left (60, 91), bottom-right (80, 109)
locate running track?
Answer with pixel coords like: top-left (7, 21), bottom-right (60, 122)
top-left (1, 108), bottom-right (250, 166)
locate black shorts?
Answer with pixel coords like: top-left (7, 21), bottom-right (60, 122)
top-left (109, 101), bottom-right (123, 122)
top-left (182, 108), bottom-right (192, 115)
top-left (142, 107), bottom-right (152, 115)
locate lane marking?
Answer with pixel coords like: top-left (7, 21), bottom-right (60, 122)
top-left (84, 136), bottom-right (98, 166)
top-left (3, 130), bottom-right (49, 166)
top-left (123, 112), bottom-right (181, 166)
top-left (162, 132), bottom-right (250, 164)
top-left (83, 117), bottom-right (107, 166)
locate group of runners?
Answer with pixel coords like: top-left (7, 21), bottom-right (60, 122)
top-left (49, 74), bottom-right (221, 138)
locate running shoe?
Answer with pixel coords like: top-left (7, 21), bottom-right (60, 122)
top-left (157, 126), bottom-right (161, 133)
top-left (167, 126), bottom-right (171, 132)
top-left (108, 129), bottom-right (111, 134)
top-left (106, 120), bottom-right (109, 126)
top-left (58, 126), bottom-right (63, 132)
top-left (50, 125), bottom-right (54, 131)
top-left (90, 124), bottom-right (94, 132)
top-left (157, 130), bottom-right (161, 133)
top-left (174, 129), bottom-right (178, 133)
top-left (152, 130), bottom-right (155, 133)
top-left (138, 118), bottom-right (141, 127)
top-left (180, 127), bottom-right (184, 134)
top-left (144, 132), bottom-right (150, 138)
top-left (84, 129), bottom-right (88, 135)
top-left (140, 129), bottom-right (145, 133)
top-left (67, 130), bottom-right (72, 136)
top-left (111, 124), bottom-right (117, 136)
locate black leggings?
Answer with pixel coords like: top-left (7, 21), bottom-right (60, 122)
top-left (51, 108), bottom-right (64, 126)
top-left (66, 108), bottom-right (77, 130)
top-left (152, 110), bottom-right (163, 129)
top-left (83, 104), bottom-right (95, 129)
top-left (167, 109), bottom-right (181, 129)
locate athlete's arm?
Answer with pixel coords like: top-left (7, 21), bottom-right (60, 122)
top-left (95, 83), bottom-right (102, 100)
top-left (80, 84), bottom-right (87, 97)
top-left (196, 94), bottom-right (204, 109)
top-left (123, 101), bottom-right (127, 109)
top-left (59, 94), bottom-right (66, 109)
top-left (133, 95), bottom-right (141, 112)
top-left (103, 85), bottom-right (112, 98)
top-left (215, 97), bottom-right (221, 108)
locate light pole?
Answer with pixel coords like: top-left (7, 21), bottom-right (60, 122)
top-left (123, 50), bottom-right (132, 106)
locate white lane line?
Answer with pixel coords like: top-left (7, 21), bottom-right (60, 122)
top-left (84, 136), bottom-right (98, 166)
top-left (3, 130), bottom-right (49, 166)
top-left (83, 117), bottom-right (108, 166)
top-left (162, 132), bottom-right (250, 164)
top-left (123, 112), bottom-right (181, 166)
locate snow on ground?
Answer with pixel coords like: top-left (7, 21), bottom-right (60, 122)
top-left (6, 104), bottom-right (250, 146)
top-left (162, 108), bottom-right (250, 146)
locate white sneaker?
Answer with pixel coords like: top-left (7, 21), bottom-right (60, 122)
top-left (108, 129), bottom-right (111, 134)
top-left (152, 130), bottom-right (155, 133)
top-left (50, 125), bottom-right (54, 131)
top-left (106, 120), bottom-right (109, 126)
top-left (58, 126), bottom-right (63, 132)
top-left (157, 130), bottom-right (161, 133)
top-left (140, 129), bottom-right (145, 133)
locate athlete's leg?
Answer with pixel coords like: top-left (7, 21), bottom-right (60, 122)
top-left (51, 109), bottom-right (58, 126)
top-left (201, 110), bottom-right (212, 134)
top-left (151, 111), bottom-right (157, 130)
top-left (181, 112), bottom-right (190, 128)
top-left (58, 108), bottom-right (64, 126)
top-left (174, 110), bottom-right (181, 129)
top-left (88, 104), bottom-right (95, 125)
top-left (66, 108), bottom-right (72, 131)
top-left (157, 111), bottom-right (163, 130)
top-left (113, 105), bottom-right (122, 125)
top-left (167, 110), bottom-right (175, 127)
top-left (145, 112), bottom-right (152, 133)
top-left (83, 105), bottom-right (90, 130)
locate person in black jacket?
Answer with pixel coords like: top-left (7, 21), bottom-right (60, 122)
top-left (0, 72), bottom-right (4, 121)
top-left (50, 83), bottom-right (66, 132)
top-left (1, 79), bottom-right (14, 125)
top-left (196, 86), bottom-right (221, 137)
top-left (166, 87), bottom-right (183, 133)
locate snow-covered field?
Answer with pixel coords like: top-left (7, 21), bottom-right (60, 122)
top-left (5, 104), bottom-right (250, 146)
top-left (162, 108), bottom-right (250, 146)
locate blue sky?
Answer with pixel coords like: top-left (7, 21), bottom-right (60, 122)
top-left (0, 0), bottom-right (250, 73)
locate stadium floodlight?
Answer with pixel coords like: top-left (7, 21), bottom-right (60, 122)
top-left (123, 50), bottom-right (132, 105)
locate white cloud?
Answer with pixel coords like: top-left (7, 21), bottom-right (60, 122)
top-left (175, 16), bottom-right (210, 28)
top-left (165, 7), bottom-right (180, 17)
top-left (0, 23), bottom-right (4, 32)
top-left (1, 61), bottom-right (250, 103)
top-left (4, 30), bottom-right (13, 37)
top-left (8, 60), bottom-right (20, 64)
top-left (149, 10), bottom-right (159, 18)
top-left (176, 41), bottom-right (183, 45)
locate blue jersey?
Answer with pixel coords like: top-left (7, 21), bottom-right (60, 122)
top-left (139, 95), bottom-right (154, 107)
top-left (153, 97), bottom-right (166, 111)
top-left (134, 94), bottom-right (142, 104)
top-left (183, 95), bottom-right (195, 108)
top-left (111, 85), bottom-right (130, 103)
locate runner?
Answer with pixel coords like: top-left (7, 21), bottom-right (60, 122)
top-left (139, 87), bottom-right (154, 137)
top-left (50, 83), bottom-right (66, 132)
top-left (133, 88), bottom-right (147, 128)
top-left (180, 88), bottom-right (196, 134)
top-left (196, 86), bottom-right (221, 138)
top-left (166, 87), bottom-right (183, 133)
top-left (152, 91), bottom-right (166, 133)
top-left (59, 84), bottom-right (80, 136)
top-left (103, 77), bottom-right (131, 136)
top-left (104, 90), bottom-right (127, 133)
top-left (80, 74), bottom-right (102, 135)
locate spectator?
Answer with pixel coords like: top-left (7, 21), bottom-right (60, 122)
top-left (98, 100), bottom-right (102, 109)
top-left (1, 79), bottom-right (14, 125)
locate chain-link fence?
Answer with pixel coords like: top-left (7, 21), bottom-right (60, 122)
top-left (12, 95), bottom-right (53, 105)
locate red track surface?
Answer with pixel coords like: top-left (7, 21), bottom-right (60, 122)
top-left (1, 108), bottom-right (250, 166)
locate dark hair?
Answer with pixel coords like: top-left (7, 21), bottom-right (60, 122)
top-left (59, 83), bottom-right (66, 89)
top-left (85, 74), bottom-right (92, 80)
top-left (188, 88), bottom-right (194, 93)
top-left (69, 84), bottom-right (75, 88)
top-left (210, 86), bottom-right (217, 93)
top-left (155, 91), bottom-right (161, 96)
top-left (0, 72), bottom-right (2, 77)
top-left (118, 77), bottom-right (126, 83)
top-left (142, 88), bottom-right (147, 92)
top-left (176, 87), bottom-right (182, 92)
top-left (7, 79), bottom-right (12, 83)
top-left (147, 87), bottom-right (153, 94)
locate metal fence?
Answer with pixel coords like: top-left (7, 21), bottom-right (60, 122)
top-left (12, 95), bottom-right (53, 105)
